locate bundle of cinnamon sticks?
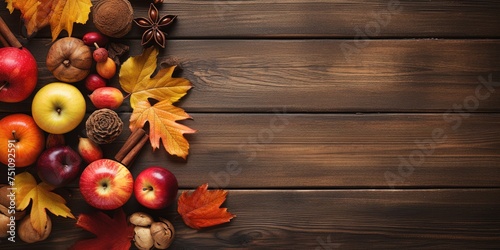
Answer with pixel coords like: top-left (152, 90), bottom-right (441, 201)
top-left (115, 128), bottom-right (149, 166)
top-left (0, 16), bottom-right (21, 48)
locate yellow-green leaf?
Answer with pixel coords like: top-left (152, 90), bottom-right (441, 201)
top-left (14, 172), bottom-right (75, 236)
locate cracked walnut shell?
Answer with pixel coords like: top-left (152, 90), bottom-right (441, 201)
top-left (150, 218), bottom-right (175, 249)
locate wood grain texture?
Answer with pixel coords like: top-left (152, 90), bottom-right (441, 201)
top-left (1, 39), bottom-right (500, 113)
top-left (1, 0), bottom-right (499, 249)
top-left (127, 113), bottom-right (500, 188)
top-left (9, 112), bottom-right (491, 189)
top-left (2, 0), bottom-right (500, 38)
top-left (1, 189), bottom-right (499, 249)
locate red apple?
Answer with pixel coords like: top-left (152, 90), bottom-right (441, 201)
top-left (36, 146), bottom-right (82, 187)
top-left (77, 137), bottom-right (103, 163)
top-left (134, 166), bottom-right (178, 209)
top-left (0, 114), bottom-right (44, 167)
top-left (82, 32), bottom-right (109, 47)
top-left (80, 159), bottom-right (133, 210)
top-left (84, 74), bottom-right (107, 92)
top-left (88, 87), bottom-right (124, 110)
top-left (0, 47), bottom-right (38, 103)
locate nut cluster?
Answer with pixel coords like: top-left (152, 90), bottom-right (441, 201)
top-left (129, 212), bottom-right (175, 250)
top-left (86, 108), bottom-right (124, 144)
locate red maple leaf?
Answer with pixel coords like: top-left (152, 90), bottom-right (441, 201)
top-left (178, 183), bottom-right (235, 230)
top-left (69, 209), bottom-right (134, 250)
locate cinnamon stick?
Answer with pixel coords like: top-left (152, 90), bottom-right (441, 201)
top-left (0, 32), bottom-right (9, 47)
top-left (121, 134), bottom-right (149, 166)
top-left (0, 17), bottom-right (22, 48)
top-left (115, 128), bottom-right (148, 165)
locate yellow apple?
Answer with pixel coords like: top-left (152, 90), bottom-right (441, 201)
top-left (32, 82), bottom-right (86, 134)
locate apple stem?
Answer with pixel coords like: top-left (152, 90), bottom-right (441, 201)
top-left (143, 187), bottom-right (153, 191)
top-left (0, 81), bottom-right (7, 91)
top-left (94, 42), bottom-right (100, 49)
top-left (56, 107), bottom-right (62, 114)
top-left (11, 130), bottom-right (18, 142)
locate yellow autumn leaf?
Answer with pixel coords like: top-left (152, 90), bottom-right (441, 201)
top-left (120, 47), bottom-right (195, 158)
top-left (120, 47), bottom-right (192, 108)
top-left (14, 172), bottom-right (75, 236)
top-left (6, 0), bottom-right (92, 41)
top-left (130, 100), bottom-right (196, 159)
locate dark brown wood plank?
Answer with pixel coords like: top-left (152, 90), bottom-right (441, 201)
top-left (128, 113), bottom-right (500, 188)
top-left (2, 39), bottom-right (500, 113)
top-left (2, 0), bottom-right (500, 38)
top-left (160, 0), bottom-right (500, 38)
top-left (6, 113), bottom-right (491, 189)
top-left (1, 189), bottom-right (499, 249)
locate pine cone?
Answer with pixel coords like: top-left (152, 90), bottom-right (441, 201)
top-left (86, 108), bottom-right (123, 144)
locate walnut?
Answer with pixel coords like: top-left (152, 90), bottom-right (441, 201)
top-left (134, 226), bottom-right (154, 250)
top-left (150, 218), bottom-right (175, 249)
top-left (92, 0), bottom-right (134, 38)
top-left (129, 212), bottom-right (154, 227)
top-left (86, 108), bottom-right (123, 144)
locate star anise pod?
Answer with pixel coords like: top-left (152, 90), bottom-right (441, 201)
top-left (134, 3), bottom-right (176, 48)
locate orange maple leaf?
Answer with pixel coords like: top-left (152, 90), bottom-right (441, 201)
top-left (120, 47), bottom-right (195, 159)
top-left (6, 0), bottom-right (92, 41)
top-left (178, 183), bottom-right (235, 230)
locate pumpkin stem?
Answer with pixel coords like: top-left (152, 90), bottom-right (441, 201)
top-left (63, 59), bottom-right (71, 67)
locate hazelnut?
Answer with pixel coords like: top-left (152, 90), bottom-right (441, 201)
top-left (18, 214), bottom-right (52, 243)
top-left (150, 218), bottom-right (175, 249)
top-left (129, 212), bottom-right (154, 227)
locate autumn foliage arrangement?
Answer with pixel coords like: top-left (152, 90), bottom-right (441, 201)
top-left (1, 0), bottom-right (234, 248)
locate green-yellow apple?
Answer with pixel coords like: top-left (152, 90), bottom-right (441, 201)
top-left (0, 114), bottom-right (45, 167)
top-left (0, 47), bottom-right (38, 103)
top-left (31, 82), bottom-right (86, 134)
top-left (134, 166), bottom-right (178, 209)
top-left (79, 159), bottom-right (134, 210)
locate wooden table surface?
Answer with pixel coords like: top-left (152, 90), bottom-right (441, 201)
top-left (1, 0), bottom-right (500, 249)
